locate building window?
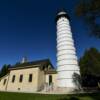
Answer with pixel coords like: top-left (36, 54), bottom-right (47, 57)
top-left (12, 75), bottom-right (15, 83)
top-left (29, 74), bottom-right (32, 82)
top-left (3, 79), bottom-right (7, 85)
top-left (49, 75), bottom-right (52, 85)
top-left (19, 75), bottom-right (23, 82)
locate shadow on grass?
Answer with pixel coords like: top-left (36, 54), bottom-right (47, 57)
top-left (58, 92), bottom-right (100, 100)
top-left (58, 96), bottom-right (79, 100)
top-left (69, 96), bottom-right (79, 100)
top-left (70, 92), bottom-right (100, 100)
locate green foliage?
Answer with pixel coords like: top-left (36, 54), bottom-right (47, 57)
top-left (75, 0), bottom-right (100, 38)
top-left (79, 47), bottom-right (100, 87)
top-left (79, 47), bottom-right (100, 76)
top-left (0, 64), bottom-right (11, 78)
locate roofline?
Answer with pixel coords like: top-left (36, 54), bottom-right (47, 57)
top-left (46, 59), bottom-right (55, 69)
top-left (9, 64), bottom-right (41, 70)
top-left (8, 58), bottom-right (55, 70)
top-left (45, 70), bottom-right (57, 74)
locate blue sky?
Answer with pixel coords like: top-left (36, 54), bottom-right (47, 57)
top-left (0, 0), bottom-right (100, 68)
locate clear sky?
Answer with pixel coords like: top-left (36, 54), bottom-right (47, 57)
top-left (0, 0), bottom-right (100, 68)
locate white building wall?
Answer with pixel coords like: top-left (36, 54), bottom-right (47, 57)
top-left (7, 67), bottom-right (39, 92)
top-left (0, 74), bottom-right (9, 91)
top-left (56, 11), bottom-right (80, 88)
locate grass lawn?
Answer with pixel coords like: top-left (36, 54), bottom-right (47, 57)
top-left (0, 92), bottom-right (100, 100)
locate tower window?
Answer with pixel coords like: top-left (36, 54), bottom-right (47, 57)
top-left (3, 79), bottom-right (7, 85)
top-left (29, 74), bottom-right (32, 82)
top-left (12, 75), bottom-right (15, 83)
top-left (19, 74), bottom-right (23, 82)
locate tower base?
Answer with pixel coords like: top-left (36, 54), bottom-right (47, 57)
top-left (42, 87), bottom-right (82, 94)
top-left (56, 87), bottom-right (79, 94)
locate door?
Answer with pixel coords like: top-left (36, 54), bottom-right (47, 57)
top-left (49, 75), bottom-right (52, 85)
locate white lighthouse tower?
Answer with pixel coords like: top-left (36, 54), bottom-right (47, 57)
top-left (56, 11), bottom-right (80, 91)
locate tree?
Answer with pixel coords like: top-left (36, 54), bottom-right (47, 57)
top-left (0, 64), bottom-right (11, 78)
top-left (15, 62), bottom-right (21, 66)
top-left (72, 72), bottom-right (82, 90)
top-left (75, 0), bottom-right (100, 38)
top-left (79, 47), bottom-right (100, 87)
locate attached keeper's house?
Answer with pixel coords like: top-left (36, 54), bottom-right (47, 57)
top-left (0, 59), bottom-right (57, 92)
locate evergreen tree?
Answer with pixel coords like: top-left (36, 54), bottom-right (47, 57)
top-left (79, 47), bottom-right (100, 87)
top-left (0, 64), bottom-right (11, 78)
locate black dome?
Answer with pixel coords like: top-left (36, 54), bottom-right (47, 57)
top-left (55, 10), bottom-right (70, 22)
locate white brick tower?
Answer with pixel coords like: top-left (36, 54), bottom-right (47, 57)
top-left (56, 11), bottom-right (80, 91)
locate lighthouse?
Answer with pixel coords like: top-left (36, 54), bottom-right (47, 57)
top-left (56, 11), bottom-right (80, 91)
